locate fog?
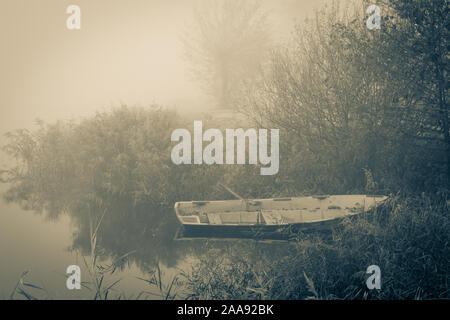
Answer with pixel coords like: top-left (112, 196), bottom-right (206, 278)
top-left (0, 0), bottom-right (329, 135)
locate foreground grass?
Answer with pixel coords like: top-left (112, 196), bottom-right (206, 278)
top-left (184, 194), bottom-right (450, 300)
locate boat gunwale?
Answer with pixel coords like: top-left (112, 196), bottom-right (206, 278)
top-left (174, 195), bottom-right (388, 227)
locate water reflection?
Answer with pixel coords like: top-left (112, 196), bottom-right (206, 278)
top-left (69, 200), bottom-right (292, 273)
top-left (1, 183), bottom-right (293, 299)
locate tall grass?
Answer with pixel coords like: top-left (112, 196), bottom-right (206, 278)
top-left (136, 262), bottom-right (182, 300)
top-left (75, 208), bottom-right (136, 300)
top-left (9, 271), bottom-right (46, 300)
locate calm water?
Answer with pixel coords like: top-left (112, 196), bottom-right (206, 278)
top-left (0, 180), bottom-right (291, 299)
top-left (0, 193), bottom-right (168, 299)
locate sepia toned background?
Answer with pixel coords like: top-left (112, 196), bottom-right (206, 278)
top-left (0, 0), bottom-right (448, 300)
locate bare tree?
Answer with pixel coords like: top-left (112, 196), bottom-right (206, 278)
top-left (183, 0), bottom-right (271, 109)
top-left (243, 0), bottom-right (447, 192)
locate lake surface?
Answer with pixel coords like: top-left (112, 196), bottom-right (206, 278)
top-left (0, 189), bottom-right (160, 299)
top-left (0, 181), bottom-right (291, 299)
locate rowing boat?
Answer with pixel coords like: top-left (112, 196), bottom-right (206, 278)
top-left (174, 195), bottom-right (388, 234)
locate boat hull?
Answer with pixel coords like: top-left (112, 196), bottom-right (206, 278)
top-left (174, 195), bottom-right (388, 238)
top-left (181, 219), bottom-right (339, 233)
top-left (179, 219), bottom-right (341, 239)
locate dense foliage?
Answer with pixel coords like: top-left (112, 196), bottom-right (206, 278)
top-left (241, 0), bottom-right (449, 193)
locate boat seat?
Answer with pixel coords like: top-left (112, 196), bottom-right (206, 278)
top-left (261, 211), bottom-right (284, 225)
top-left (207, 212), bottom-right (259, 225)
top-left (207, 213), bottom-right (222, 225)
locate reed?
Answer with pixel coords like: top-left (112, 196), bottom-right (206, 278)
top-left (77, 207), bottom-right (135, 299)
top-left (136, 262), bottom-right (182, 300)
top-left (9, 270), bottom-right (46, 300)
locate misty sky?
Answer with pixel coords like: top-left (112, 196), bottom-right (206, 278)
top-left (0, 0), bottom-right (331, 135)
